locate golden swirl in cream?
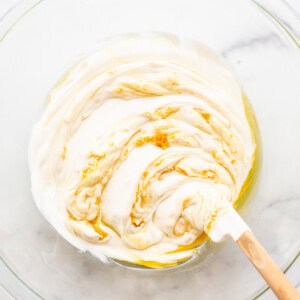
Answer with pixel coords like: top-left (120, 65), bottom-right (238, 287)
top-left (29, 33), bottom-right (256, 267)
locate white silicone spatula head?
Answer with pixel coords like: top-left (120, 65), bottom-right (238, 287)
top-left (208, 205), bottom-right (249, 242)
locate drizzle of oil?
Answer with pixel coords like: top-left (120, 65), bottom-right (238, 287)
top-left (133, 259), bottom-right (179, 269)
top-left (234, 93), bottom-right (261, 209)
top-left (115, 255), bottom-right (191, 269)
top-left (167, 233), bottom-right (208, 254)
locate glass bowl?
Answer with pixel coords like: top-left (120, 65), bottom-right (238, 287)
top-left (0, 0), bottom-right (299, 299)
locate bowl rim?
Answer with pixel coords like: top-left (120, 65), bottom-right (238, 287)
top-left (0, 1), bottom-right (299, 299)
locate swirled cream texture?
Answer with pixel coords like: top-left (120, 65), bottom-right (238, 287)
top-left (29, 33), bottom-right (256, 267)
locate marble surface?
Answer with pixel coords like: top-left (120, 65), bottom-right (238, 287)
top-left (0, 0), bottom-right (299, 299)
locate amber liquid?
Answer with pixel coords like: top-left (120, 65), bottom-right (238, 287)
top-left (234, 93), bottom-right (261, 208)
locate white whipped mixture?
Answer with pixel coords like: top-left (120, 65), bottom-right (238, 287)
top-left (29, 33), bottom-right (256, 267)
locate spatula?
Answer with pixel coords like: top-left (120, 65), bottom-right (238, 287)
top-left (208, 206), bottom-right (299, 300)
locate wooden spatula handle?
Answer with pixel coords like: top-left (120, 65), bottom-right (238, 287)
top-left (237, 231), bottom-right (299, 300)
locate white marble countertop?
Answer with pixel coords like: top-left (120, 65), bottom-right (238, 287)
top-left (0, 1), bottom-right (299, 299)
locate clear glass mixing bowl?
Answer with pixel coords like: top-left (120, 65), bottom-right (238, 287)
top-left (0, 1), bottom-right (299, 299)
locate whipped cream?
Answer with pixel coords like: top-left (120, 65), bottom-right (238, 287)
top-left (29, 33), bottom-right (256, 267)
